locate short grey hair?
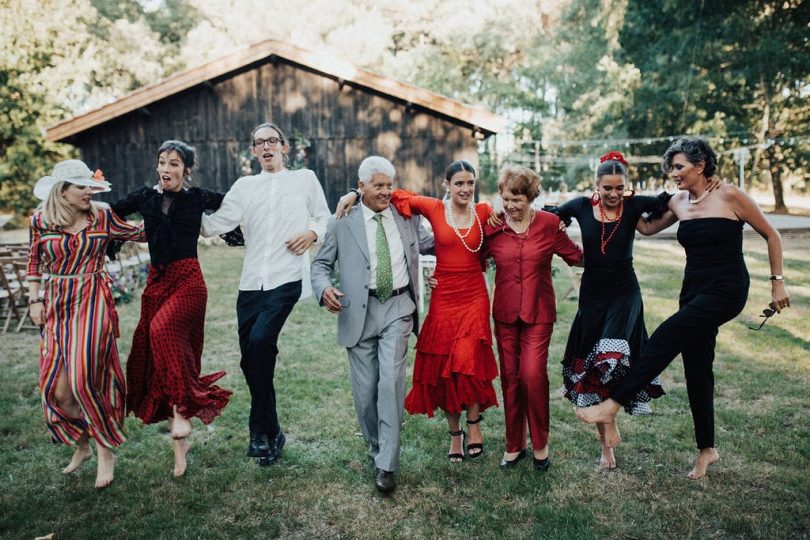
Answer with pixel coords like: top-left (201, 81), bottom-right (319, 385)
top-left (358, 156), bottom-right (396, 182)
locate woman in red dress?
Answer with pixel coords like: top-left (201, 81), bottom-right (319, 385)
top-left (111, 141), bottom-right (232, 477)
top-left (483, 166), bottom-right (583, 471)
top-left (339, 160), bottom-right (498, 462)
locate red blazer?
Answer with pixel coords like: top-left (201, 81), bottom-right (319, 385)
top-left (484, 210), bottom-right (582, 324)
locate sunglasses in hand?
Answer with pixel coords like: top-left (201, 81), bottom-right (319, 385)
top-left (747, 303), bottom-right (777, 331)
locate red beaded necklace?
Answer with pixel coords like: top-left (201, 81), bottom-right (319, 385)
top-left (598, 199), bottom-right (623, 254)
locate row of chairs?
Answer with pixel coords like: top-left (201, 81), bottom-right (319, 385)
top-left (0, 243), bottom-right (38, 333)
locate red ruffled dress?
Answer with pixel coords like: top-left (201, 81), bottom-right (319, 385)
top-left (392, 190), bottom-right (498, 417)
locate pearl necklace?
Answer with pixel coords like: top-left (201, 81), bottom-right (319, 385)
top-left (445, 200), bottom-right (484, 253)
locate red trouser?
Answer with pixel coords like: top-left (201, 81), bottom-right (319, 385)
top-left (494, 320), bottom-right (553, 453)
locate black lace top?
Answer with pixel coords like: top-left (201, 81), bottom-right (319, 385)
top-left (110, 187), bottom-right (226, 268)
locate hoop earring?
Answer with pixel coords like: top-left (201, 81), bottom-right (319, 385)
top-left (591, 192), bottom-right (601, 206)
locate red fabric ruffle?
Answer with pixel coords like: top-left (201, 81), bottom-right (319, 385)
top-left (405, 269), bottom-right (498, 416)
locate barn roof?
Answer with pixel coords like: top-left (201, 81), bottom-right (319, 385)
top-left (47, 38), bottom-right (508, 142)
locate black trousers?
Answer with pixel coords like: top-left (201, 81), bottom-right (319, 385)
top-left (610, 274), bottom-right (747, 449)
top-left (236, 281), bottom-right (301, 437)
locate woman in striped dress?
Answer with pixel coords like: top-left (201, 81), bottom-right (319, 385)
top-left (27, 160), bottom-right (144, 489)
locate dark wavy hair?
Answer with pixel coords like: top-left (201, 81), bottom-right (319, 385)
top-left (662, 137), bottom-right (718, 177)
top-left (157, 139), bottom-right (196, 169)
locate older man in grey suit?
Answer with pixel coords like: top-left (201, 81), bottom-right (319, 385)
top-left (311, 156), bottom-right (433, 493)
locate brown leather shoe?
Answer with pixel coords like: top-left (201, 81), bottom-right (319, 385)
top-left (374, 468), bottom-right (396, 494)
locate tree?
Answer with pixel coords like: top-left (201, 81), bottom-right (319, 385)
top-left (0, 0), bottom-right (195, 217)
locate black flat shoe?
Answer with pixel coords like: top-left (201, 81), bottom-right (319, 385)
top-left (533, 455), bottom-right (551, 471)
top-left (500, 449), bottom-right (526, 468)
top-left (247, 432), bottom-right (270, 457)
top-left (374, 468), bottom-right (396, 494)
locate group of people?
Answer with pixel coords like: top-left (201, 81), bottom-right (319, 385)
top-left (27, 122), bottom-right (790, 493)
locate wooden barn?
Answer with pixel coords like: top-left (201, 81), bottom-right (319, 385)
top-left (47, 39), bottom-right (506, 205)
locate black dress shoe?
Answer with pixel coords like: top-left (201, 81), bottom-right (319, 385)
top-left (374, 468), bottom-right (396, 493)
top-left (533, 455), bottom-right (551, 471)
top-left (270, 430), bottom-right (286, 457)
top-left (258, 430), bottom-right (286, 465)
top-left (500, 449), bottom-right (526, 468)
top-left (247, 432), bottom-right (270, 457)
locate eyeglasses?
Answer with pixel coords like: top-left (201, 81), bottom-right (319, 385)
top-left (253, 137), bottom-right (282, 148)
top-left (747, 303), bottom-right (777, 331)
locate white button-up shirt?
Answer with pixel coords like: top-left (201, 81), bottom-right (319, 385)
top-left (360, 201), bottom-right (409, 290)
top-left (201, 168), bottom-right (330, 296)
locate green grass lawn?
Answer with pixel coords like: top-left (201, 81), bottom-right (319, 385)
top-left (1, 235), bottom-right (808, 539)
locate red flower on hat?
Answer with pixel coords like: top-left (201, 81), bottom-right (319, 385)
top-left (599, 151), bottom-right (628, 166)
top-left (93, 169), bottom-right (106, 182)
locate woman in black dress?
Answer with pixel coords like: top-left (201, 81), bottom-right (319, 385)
top-left (576, 137), bottom-right (790, 479)
top-left (555, 150), bottom-right (666, 469)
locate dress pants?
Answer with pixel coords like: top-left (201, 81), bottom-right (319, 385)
top-left (610, 289), bottom-right (746, 449)
top-left (345, 292), bottom-right (415, 473)
top-left (494, 319), bottom-right (553, 453)
top-left (236, 281), bottom-right (302, 437)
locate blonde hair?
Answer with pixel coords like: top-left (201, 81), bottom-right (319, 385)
top-left (40, 181), bottom-right (99, 228)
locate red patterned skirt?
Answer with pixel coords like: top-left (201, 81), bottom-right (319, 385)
top-left (126, 258), bottom-right (232, 424)
top-left (405, 269), bottom-right (498, 417)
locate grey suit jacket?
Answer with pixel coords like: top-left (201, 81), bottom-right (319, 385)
top-left (311, 205), bottom-right (434, 348)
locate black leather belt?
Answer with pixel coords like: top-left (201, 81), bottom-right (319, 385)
top-left (369, 285), bottom-right (409, 298)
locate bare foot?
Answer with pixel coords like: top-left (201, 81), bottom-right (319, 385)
top-left (173, 438), bottom-right (191, 477)
top-left (687, 448), bottom-right (719, 479)
top-left (602, 420), bottom-right (621, 448)
top-left (600, 446), bottom-right (617, 469)
top-left (171, 406), bottom-right (192, 440)
top-left (95, 446), bottom-right (116, 489)
top-left (63, 434), bottom-right (93, 474)
top-left (502, 450), bottom-right (522, 462)
top-left (533, 445), bottom-right (549, 461)
top-left (575, 399), bottom-right (621, 424)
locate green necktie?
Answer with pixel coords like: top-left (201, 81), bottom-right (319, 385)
top-left (373, 214), bottom-right (393, 303)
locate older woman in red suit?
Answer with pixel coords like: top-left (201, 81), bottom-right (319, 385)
top-left (484, 166), bottom-right (583, 470)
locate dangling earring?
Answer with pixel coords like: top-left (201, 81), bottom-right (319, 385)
top-left (154, 171), bottom-right (163, 194)
top-left (591, 192), bottom-right (601, 206)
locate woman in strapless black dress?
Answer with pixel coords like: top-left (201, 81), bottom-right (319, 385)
top-left (576, 137), bottom-right (791, 480)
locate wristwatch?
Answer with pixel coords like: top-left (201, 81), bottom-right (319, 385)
top-left (769, 274), bottom-right (784, 281)
top-left (29, 298), bottom-right (44, 305)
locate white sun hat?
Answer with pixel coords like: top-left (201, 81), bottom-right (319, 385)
top-left (34, 159), bottom-right (112, 201)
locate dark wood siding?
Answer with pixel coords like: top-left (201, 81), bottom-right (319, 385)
top-left (73, 58), bottom-right (481, 207)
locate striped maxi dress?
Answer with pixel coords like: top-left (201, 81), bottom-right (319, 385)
top-left (27, 207), bottom-right (145, 448)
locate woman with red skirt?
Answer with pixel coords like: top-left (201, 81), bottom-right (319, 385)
top-left (341, 160), bottom-right (499, 462)
top-left (111, 140), bottom-right (232, 477)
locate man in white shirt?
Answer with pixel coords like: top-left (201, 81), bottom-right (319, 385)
top-left (201, 122), bottom-right (330, 463)
top-left (311, 156), bottom-right (434, 493)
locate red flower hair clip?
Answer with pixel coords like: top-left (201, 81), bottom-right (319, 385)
top-left (92, 169), bottom-right (106, 182)
top-left (599, 151), bottom-right (628, 166)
